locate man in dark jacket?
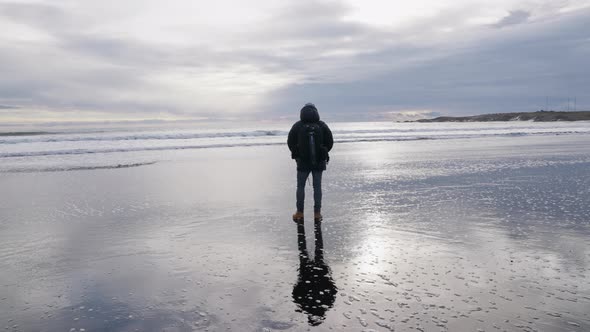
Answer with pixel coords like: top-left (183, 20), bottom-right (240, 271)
top-left (287, 103), bottom-right (333, 222)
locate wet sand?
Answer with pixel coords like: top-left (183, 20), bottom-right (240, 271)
top-left (1, 135), bottom-right (589, 331)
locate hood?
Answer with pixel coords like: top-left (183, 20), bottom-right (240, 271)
top-left (300, 103), bottom-right (320, 123)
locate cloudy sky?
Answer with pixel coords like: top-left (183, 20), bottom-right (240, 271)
top-left (1, 0), bottom-right (589, 123)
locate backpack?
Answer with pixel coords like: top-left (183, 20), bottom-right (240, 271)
top-left (297, 123), bottom-right (324, 167)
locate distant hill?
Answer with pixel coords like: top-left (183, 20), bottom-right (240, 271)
top-left (416, 110), bottom-right (590, 122)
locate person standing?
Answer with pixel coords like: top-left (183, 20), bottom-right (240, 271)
top-left (288, 103), bottom-right (333, 222)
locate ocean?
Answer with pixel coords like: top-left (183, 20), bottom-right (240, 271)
top-left (1, 121), bottom-right (590, 172)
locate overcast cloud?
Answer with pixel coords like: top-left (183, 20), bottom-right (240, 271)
top-left (1, 0), bottom-right (589, 122)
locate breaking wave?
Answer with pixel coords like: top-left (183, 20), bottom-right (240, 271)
top-left (4, 162), bottom-right (157, 173)
top-left (0, 131), bottom-right (54, 137)
top-left (0, 130), bottom-right (285, 144)
top-left (1, 130), bottom-right (589, 159)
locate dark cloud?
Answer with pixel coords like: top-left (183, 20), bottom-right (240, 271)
top-left (0, 2), bottom-right (70, 30)
top-left (62, 35), bottom-right (168, 66)
top-left (494, 10), bottom-right (531, 28)
top-left (255, 0), bottom-right (366, 40)
top-left (266, 9), bottom-right (590, 118)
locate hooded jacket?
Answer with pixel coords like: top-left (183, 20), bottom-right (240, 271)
top-left (287, 104), bottom-right (334, 171)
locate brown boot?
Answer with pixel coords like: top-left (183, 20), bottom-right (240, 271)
top-left (292, 211), bottom-right (304, 222)
top-left (314, 211), bottom-right (323, 222)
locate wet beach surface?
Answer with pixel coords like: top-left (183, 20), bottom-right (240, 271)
top-left (1, 135), bottom-right (589, 331)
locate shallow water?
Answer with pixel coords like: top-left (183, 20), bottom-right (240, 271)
top-left (2, 121), bottom-right (590, 173)
top-left (1, 133), bottom-right (589, 331)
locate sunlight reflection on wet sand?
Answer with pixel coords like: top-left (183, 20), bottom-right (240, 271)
top-left (1, 135), bottom-right (589, 331)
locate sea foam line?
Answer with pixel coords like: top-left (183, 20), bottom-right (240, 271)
top-left (1, 161), bottom-right (158, 173)
top-left (1, 131), bottom-right (589, 159)
top-left (0, 130), bottom-right (286, 144)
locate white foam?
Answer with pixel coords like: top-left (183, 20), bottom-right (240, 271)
top-left (1, 121), bottom-right (590, 172)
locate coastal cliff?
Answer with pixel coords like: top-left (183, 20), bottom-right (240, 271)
top-left (416, 110), bottom-right (590, 122)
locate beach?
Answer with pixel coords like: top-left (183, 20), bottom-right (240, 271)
top-left (1, 123), bottom-right (589, 331)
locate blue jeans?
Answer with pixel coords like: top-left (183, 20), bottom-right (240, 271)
top-left (297, 170), bottom-right (323, 212)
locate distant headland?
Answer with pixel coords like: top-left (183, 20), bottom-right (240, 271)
top-left (415, 110), bottom-right (590, 122)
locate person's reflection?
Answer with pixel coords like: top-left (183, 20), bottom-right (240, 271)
top-left (292, 220), bottom-right (337, 326)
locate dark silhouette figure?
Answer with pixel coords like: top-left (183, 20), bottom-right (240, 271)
top-left (292, 221), bottom-right (337, 326)
top-left (288, 103), bottom-right (334, 222)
